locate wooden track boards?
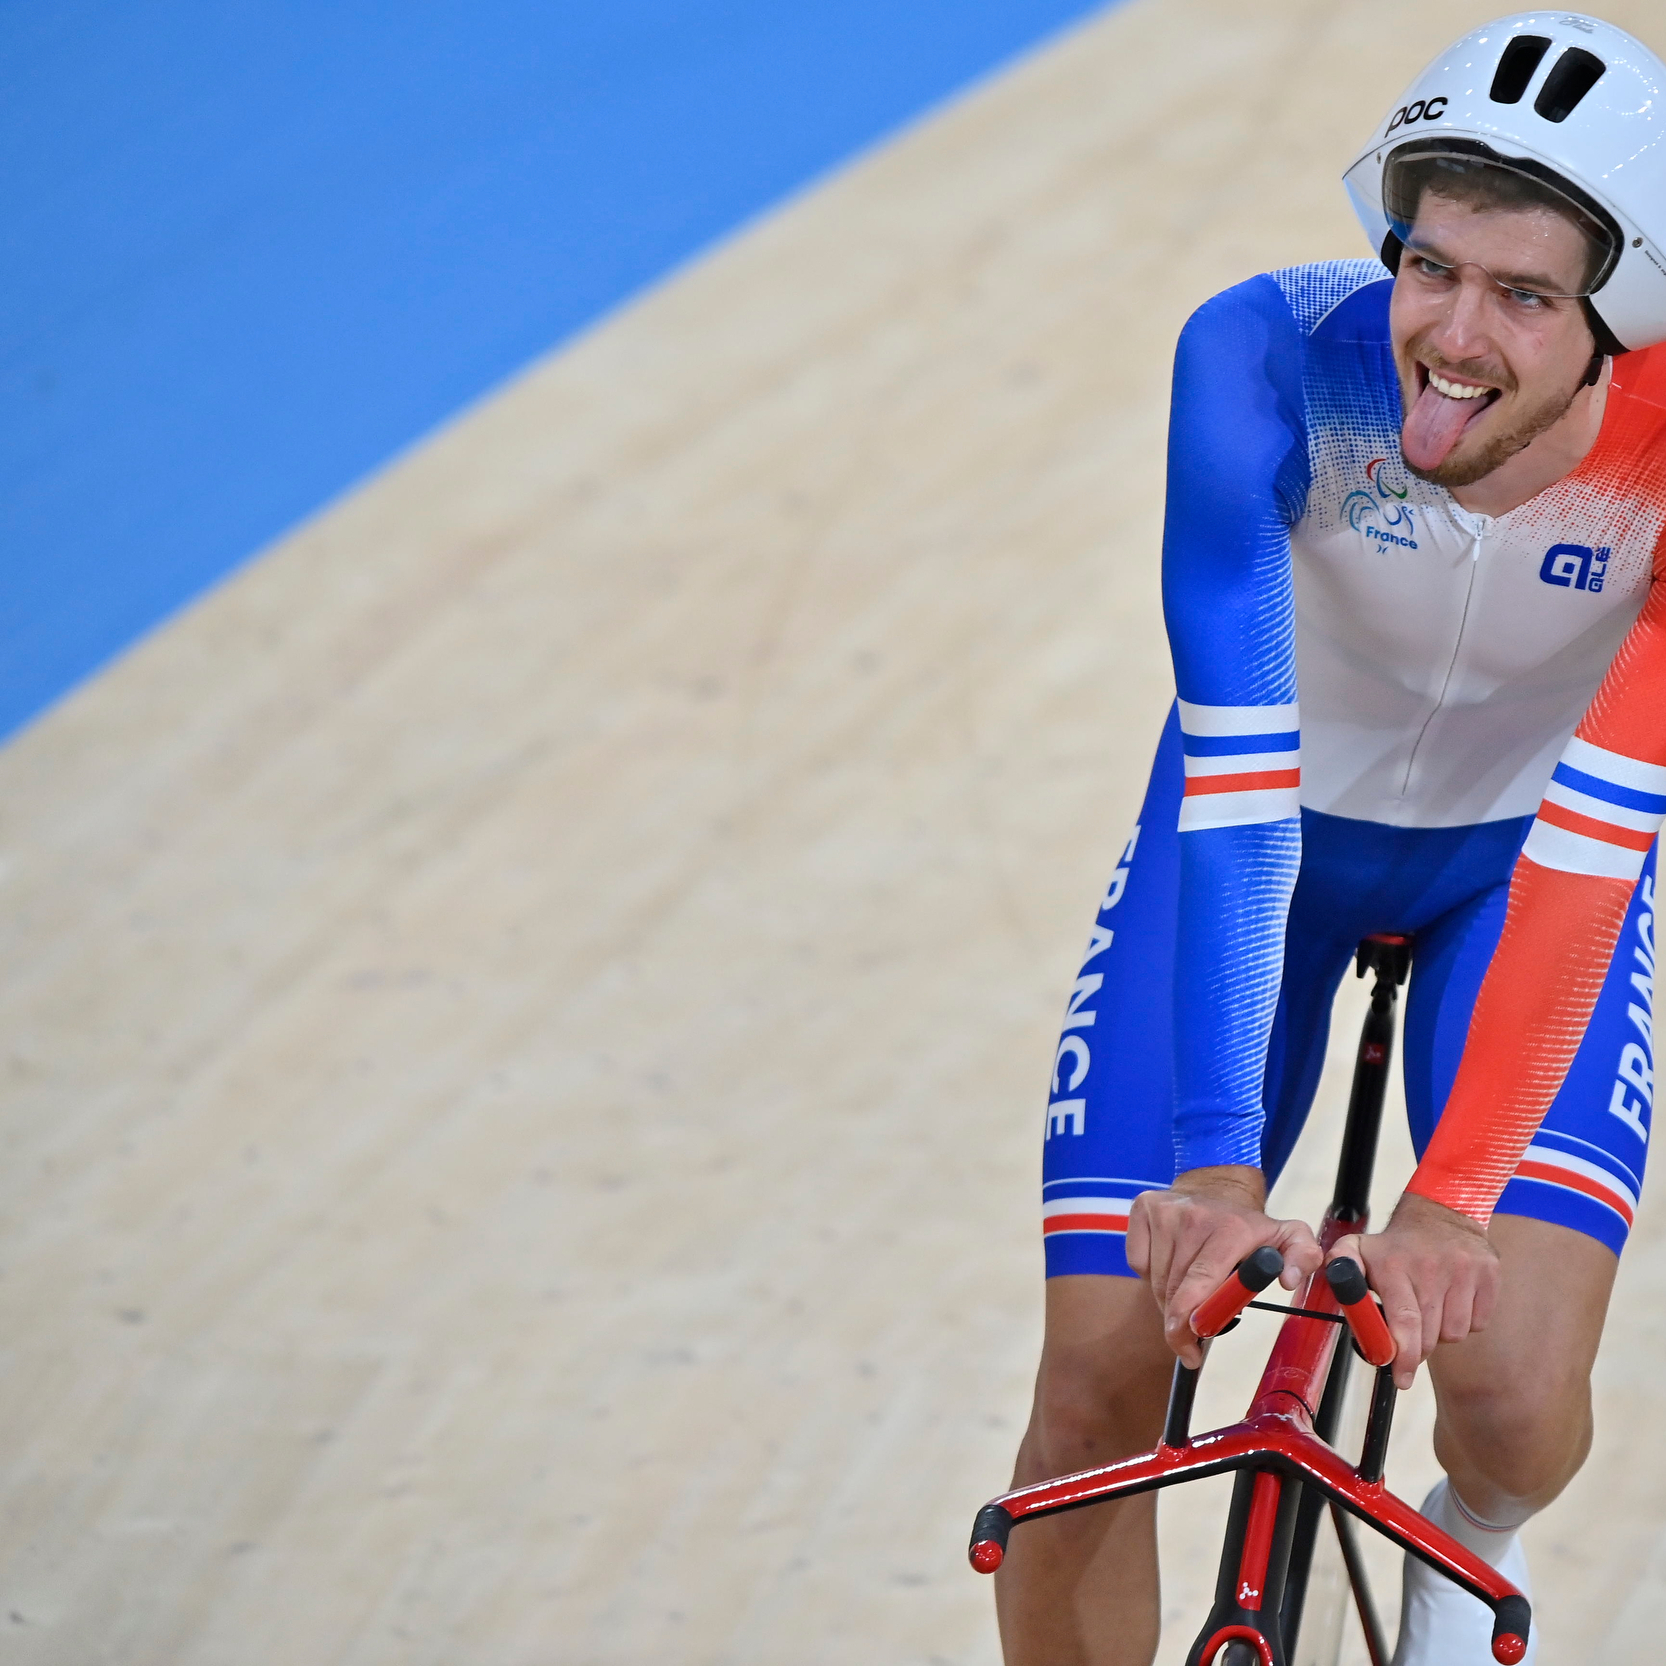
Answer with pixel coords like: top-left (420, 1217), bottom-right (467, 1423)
top-left (0, 2), bottom-right (1661, 1660)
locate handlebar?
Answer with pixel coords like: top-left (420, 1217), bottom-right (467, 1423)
top-left (1325, 1256), bottom-right (1397, 1368)
top-left (1190, 1245), bottom-right (1285, 1338)
top-left (1188, 1249), bottom-right (1398, 1369)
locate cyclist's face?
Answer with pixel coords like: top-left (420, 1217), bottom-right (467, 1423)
top-left (1389, 192), bottom-right (1598, 489)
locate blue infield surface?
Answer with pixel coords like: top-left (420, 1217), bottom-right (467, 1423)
top-left (1, 0), bottom-right (1112, 740)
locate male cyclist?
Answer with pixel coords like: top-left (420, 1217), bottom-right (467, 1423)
top-left (995, 15), bottom-right (1666, 1664)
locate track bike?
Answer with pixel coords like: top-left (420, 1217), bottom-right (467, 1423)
top-left (969, 935), bottom-right (1531, 1666)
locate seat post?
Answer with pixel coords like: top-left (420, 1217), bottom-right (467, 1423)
top-left (1331, 934), bottom-right (1412, 1223)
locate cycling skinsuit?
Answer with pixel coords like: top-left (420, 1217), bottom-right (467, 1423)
top-left (1043, 259), bottom-right (1666, 1277)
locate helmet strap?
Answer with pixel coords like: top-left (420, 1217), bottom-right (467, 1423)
top-left (1581, 298), bottom-right (1628, 383)
top-left (1581, 300), bottom-right (1626, 355)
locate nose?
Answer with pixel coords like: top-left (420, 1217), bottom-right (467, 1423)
top-left (1425, 268), bottom-right (1498, 369)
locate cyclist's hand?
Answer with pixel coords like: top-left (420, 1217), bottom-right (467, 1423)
top-left (1127, 1166), bottom-right (1324, 1368)
top-left (1330, 1191), bottom-right (1499, 1390)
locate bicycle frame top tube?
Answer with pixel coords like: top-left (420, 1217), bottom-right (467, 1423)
top-left (1261, 1238), bottom-right (1345, 1406)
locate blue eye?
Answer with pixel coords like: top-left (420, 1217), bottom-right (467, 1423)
top-left (1415, 257), bottom-right (1455, 280)
top-left (1506, 287), bottom-right (1545, 308)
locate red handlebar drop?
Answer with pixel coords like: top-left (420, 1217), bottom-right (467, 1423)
top-left (1191, 1246), bottom-right (1286, 1339)
top-left (1324, 1257), bottom-right (1396, 1367)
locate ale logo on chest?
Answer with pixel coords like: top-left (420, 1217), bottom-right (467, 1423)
top-left (1540, 544), bottom-right (1611, 593)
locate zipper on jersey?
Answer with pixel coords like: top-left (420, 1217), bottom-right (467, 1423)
top-left (1398, 512), bottom-right (1490, 801)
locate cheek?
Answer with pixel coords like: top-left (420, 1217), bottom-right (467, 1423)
top-left (1387, 279), bottom-right (1416, 346)
top-left (1388, 280), bottom-right (1440, 357)
top-left (1500, 317), bottom-right (1588, 396)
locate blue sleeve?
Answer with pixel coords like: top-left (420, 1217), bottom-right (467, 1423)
top-left (1159, 273), bottom-right (1310, 1174)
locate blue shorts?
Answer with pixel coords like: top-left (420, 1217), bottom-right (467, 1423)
top-left (1043, 707), bottom-right (1656, 1275)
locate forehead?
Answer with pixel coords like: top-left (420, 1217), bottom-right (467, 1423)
top-left (1408, 191), bottom-right (1589, 291)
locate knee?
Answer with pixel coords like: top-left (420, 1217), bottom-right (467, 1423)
top-left (1018, 1323), bottom-right (1172, 1483)
top-left (1436, 1365), bottom-right (1593, 1500)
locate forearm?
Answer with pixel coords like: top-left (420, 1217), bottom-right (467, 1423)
top-left (1171, 813), bottom-right (1301, 1173)
top-left (1410, 858), bottom-right (1633, 1223)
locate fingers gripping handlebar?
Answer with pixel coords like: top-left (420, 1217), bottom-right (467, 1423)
top-left (1190, 1246), bottom-right (1285, 1338)
top-left (1189, 1250), bottom-right (1397, 1369)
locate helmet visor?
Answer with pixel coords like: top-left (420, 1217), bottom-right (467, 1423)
top-left (1382, 140), bottom-right (1620, 299)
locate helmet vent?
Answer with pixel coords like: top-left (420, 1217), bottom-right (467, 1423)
top-left (1490, 35), bottom-right (1551, 104)
top-left (1534, 47), bottom-right (1607, 122)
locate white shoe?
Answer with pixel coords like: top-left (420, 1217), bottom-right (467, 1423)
top-left (1390, 1515), bottom-right (1536, 1665)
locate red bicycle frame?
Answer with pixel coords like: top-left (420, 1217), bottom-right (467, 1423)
top-left (968, 936), bottom-right (1532, 1666)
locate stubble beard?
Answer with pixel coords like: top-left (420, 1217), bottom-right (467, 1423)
top-left (1400, 349), bottom-right (1585, 491)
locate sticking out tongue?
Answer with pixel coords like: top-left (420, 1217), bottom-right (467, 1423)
top-left (1402, 379), bottom-right (1492, 471)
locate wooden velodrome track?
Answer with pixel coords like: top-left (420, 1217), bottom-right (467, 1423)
top-left (4, 2), bottom-right (1664, 1661)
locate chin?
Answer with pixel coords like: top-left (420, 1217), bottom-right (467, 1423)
top-left (1401, 395), bottom-right (1560, 491)
top-left (1402, 435), bottom-right (1515, 490)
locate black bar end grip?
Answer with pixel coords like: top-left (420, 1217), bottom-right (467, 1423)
top-left (1239, 1244), bottom-right (1285, 1293)
top-left (969, 1503), bottom-right (1014, 1573)
top-left (1491, 1594), bottom-right (1531, 1663)
top-left (1326, 1255), bottom-right (1371, 1307)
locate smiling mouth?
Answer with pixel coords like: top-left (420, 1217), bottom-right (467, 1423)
top-left (1403, 361), bottom-right (1503, 471)
top-left (1417, 361), bottom-right (1502, 405)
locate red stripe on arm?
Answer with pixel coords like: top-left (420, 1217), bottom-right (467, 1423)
top-left (1181, 768), bottom-right (1300, 796)
top-left (1535, 799), bottom-right (1656, 851)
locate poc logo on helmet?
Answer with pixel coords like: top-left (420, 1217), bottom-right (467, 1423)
top-left (1540, 543), bottom-right (1610, 592)
top-left (1385, 95), bottom-right (1449, 135)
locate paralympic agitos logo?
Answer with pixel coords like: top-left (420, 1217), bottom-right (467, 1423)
top-left (1344, 458), bottom-right (1419, 549)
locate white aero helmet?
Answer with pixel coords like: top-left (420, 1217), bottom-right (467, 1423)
top-left (1343, 13), bottom-right (1666, 351)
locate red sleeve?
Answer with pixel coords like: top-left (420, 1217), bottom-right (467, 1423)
top-left (1409, 575), bottom-right (1666, 1223)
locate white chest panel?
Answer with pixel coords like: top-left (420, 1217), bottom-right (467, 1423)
top-left (1293, 458), bottom-right (1653, 827)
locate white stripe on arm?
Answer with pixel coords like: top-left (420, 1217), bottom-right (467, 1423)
top-left (1177, 702), bottom-right (1301, 831)
top-left (1523, 734), bottom-right (1666, 881)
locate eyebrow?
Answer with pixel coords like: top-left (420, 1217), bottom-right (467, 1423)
top-left (1405, 234), bottom-right (1573, 295)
